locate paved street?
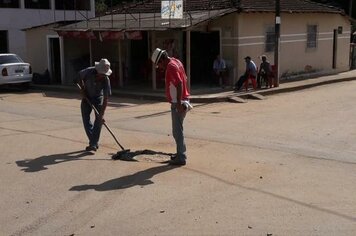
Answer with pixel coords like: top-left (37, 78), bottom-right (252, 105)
top-left (1, 81), bottom-right (356, 236)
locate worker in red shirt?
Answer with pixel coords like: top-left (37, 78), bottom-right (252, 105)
top-left (151, 48), bottom-right (192, 165)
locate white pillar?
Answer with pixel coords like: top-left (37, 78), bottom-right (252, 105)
top-left (59, 37), bottom-right (65, 84)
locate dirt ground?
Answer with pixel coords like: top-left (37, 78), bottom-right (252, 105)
top-left (0, 81), bottom-right (356, 235)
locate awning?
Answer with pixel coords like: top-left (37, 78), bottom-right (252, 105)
top-left (57, 30), bottom-right (96, 39)
top-left (56, 30), bottom-right (142, 40)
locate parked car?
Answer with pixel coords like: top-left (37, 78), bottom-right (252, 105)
top-left (0, 53), bottom-right (32, 88)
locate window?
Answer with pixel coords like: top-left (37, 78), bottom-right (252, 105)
top-left (0, 31), bottom-right (8, 53)
top-left (0, 0), bottom-right (20, 8)
top-left (25, 0), bottom-right (50, 9)
top-left (265, 26), bottom-right (275, 52)
top-left (307, 25), bottom-right (317, 48)
top-left (55, 0), bottom-right (90, 10)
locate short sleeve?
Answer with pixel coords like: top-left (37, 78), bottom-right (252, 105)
top-left (103, 76), bottom-right (112, 97)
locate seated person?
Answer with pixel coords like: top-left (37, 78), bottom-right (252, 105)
top-left (234, 56), bottom-right (257, 91)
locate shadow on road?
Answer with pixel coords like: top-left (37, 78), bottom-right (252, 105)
top-left (69, 164), bottom-right (179, 191)
top-left (16, 150), bottom-right (94, 172)
top-left (111, 149), bottom-right (174, 162)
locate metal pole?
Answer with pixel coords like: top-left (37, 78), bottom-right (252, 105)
top-left (186, 30), bottom-right (191, 91)
top-left (274, 0), bottom-right (280, 87)
top-left (119, 40), bottom-right (123, 87)
top-left (89, 39), bottom-right (93, 66)
top-left (333, 29), bottom-right (338, 69)
top-left (349, 0), bottom-right (353, 17)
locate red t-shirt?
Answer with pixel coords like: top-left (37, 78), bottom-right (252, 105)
top-left (165, 57), bottom-right (190, 103)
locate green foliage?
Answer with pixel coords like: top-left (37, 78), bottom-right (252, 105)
top-left (95, 0), bottom-right (132, 12)
top-left (95, 0), bottom-right (107, 13)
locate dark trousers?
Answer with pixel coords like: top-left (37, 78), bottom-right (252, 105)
top-left (81, 98), bottom-right (103, 147)
top-left (171, 103), bottom-right (187, 160)
top-left (257, 73), bottom-right (267, 88)
top-left (212, 71), bottom-right (226, 86)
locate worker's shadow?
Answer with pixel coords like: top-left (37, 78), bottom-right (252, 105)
top-left (111, 149), bottom-right (174, 162)
top-left (16, 150), bottom-right (94, 172)
top-left (69, 164), bottom-right (179, 191)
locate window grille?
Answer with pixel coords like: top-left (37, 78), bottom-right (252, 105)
top-left (265, 26), bottom-right (275, 52)
top-left (307, 25), bottom-right (317, 48)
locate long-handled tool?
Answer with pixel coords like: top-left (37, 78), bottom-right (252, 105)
top-left (76, 83), bottom-right (130, 158)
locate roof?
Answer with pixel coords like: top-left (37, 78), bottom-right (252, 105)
top-left (57, 8), bottom-right (236, 31)
top-left (103, 0), bottom-right (343, 15)
top-left (56, 0), bottom-right (344, 32)
top-left (239, 0), bottom-right (343, 13)
top-left (22, 21), bottom-right (78, 31)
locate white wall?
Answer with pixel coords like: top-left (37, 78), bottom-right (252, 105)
top-left (225, 12), bottom-right (351, 81)
top-left (0, 0), bottom-right (95, 59)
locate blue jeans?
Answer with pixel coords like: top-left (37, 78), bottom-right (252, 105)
top-left (171, 103), bottom-right (187, 160)
top-left (81, 97), bottom-right (103, 147)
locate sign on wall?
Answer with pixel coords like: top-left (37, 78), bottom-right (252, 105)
top-left (161, 1), bottom-right (183, 19)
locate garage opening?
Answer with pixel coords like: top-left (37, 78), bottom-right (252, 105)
top-left (0, 31), bottom-right (8, 53)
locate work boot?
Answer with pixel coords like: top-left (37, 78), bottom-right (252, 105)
top-left (85, 145), bottom-right (97, 152)
top-left (169, 158), bottom-right (186, 166)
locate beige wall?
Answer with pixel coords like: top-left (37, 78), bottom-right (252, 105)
top-left (216, 12), bottom-right (350, 83)
top-left (209, 13), bottom-right (238, 84)
top-left (26, 27), bottom-right (55, 75)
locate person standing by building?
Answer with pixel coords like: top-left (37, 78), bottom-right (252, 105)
top-left (258, 55), bottom-right (273, 88)
top-left (77, 58), bottom-right (112, 152)
top-left (151, 48), bottom-right (191, 165)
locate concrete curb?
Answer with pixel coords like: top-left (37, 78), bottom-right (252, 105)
top-left (30, 75), bottom-right (356, 103)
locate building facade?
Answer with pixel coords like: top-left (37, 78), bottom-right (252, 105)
top-left (0, 0), bottom-right (95, 61)
top-left (27, 0), bottom-right (352, 90)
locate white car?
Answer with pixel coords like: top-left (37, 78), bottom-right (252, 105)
top-left (0, 53), bottom-right (32, 88)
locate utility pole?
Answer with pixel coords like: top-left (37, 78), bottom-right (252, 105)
top-left (274, 0), bottom-right (280, 87)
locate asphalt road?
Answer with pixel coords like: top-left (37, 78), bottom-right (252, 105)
top-left (0, 82), bottom-right (356, 236)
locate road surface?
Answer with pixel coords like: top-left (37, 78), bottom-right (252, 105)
top-left (0, 82), bottom-right (355, 235)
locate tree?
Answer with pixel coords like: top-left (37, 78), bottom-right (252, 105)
top-left (95, 0), bottom-right (130, 13)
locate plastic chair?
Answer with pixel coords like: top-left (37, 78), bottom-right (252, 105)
top-left (244, 74), bottom-right (257, 91)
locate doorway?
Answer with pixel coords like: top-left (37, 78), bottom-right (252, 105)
top-left (0, 31), bottom-right (8, 53)
top-left (190, 31), bottom-right (220, 86)
top-left (48, 37), bottom-right (61, 84)
top-left (129, 32), bottom-right (150, 87)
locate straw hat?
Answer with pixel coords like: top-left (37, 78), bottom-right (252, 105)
top-left (95, 58), bottom-right (112, 76)
top-left (151, 48), bottom-right (166, 65)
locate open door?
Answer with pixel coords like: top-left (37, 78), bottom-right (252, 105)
top-left (48, 37), bottom-right (62, 84)
top-left (0, 31), bottom-right (8, 53)
top-left (190, 31), bottom-right (220, 86)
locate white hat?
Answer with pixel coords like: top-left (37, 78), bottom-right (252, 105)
top-left (95, 58), bottom-right (112, 76)
top-left (151, 48), bottom-right (166, 65)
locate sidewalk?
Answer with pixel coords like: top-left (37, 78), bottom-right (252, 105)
top-left (30, 70), bottom-right (356, 103)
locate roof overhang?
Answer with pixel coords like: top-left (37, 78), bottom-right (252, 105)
top-left (55, 8), bottom-right (237, 33)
